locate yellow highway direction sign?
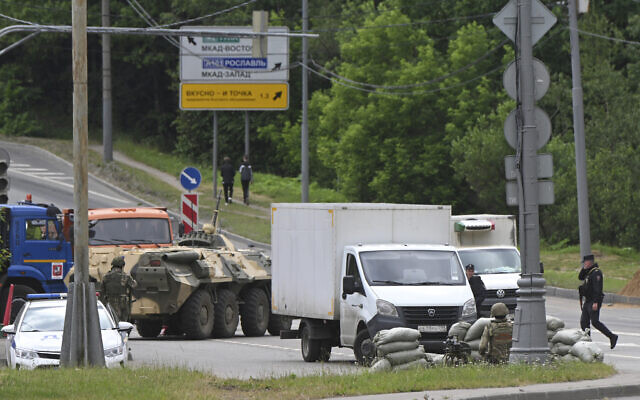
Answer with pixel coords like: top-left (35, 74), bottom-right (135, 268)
top-left (180, 83), bottom-right (288, 110)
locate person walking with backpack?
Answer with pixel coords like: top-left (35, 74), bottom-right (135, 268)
top-left (238, 154), bottom-right (253, 205)
top-left (220, 156), bottom-right (235, 205)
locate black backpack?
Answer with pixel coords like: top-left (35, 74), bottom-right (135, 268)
top-left (241, 164), bottom-right (252, 181)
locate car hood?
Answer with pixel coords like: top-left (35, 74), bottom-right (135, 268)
top-left (369, 285), bottom-right (473, 307)
top-left (478, 273), bottom-right (520, 290)
top-left (14, 330), bottom-right (122, 352)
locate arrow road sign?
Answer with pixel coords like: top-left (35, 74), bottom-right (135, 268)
top-left (180, 166), bottom-right (201, 191)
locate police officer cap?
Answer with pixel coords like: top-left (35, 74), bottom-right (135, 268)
top-left (111, 256), bottom-right (125, 268)
top-left (465, 264), bottom-right (475, 271)
top-left (583, 254), bottom-right (594, 263)
top-left (490, 302), bottom-right (509, 318)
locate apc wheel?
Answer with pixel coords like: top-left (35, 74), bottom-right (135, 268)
top-left (301, 324), bottom-right (322, 362)
top-left (180, 289), bottom-right (214, 339)
top-left (136, 320), bottom-right (162, 338)
top-left (354, 329), bottom-right (375, 366)
top-left (212, 289), bottom-right (239, 338)
top-left (267, 313), bottom-right (293, 336)
top-left (240, 288), bottom-right (269, 337)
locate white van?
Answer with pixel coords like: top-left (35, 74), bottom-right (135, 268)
top-left (272, 203), bottom-right (476, 364)
top-left (451, 215), bottom-right (521, 317)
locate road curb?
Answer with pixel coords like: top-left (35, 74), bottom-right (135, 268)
top-left (545, 285), bottom-right (640, 305)
top-left (458, 383), bottom-right (640, 400)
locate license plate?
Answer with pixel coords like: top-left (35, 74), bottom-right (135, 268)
top-left (418, 325), bottom-right (447, 333)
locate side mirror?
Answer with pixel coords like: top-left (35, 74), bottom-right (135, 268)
top-left (118, 321), bottom-right (134, 334)
top-left (343, 276), bottom-right (356, 296)
top-left (1, 324), bottom-right (15, 335)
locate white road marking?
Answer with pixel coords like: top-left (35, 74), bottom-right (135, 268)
top-left (15, 168), bottom-right (48, 172)
top-left (32, 172), bottom-right (65, 176)
top-left (219, 339), bottom-right (351, 356)
top-left (10, 168), bottom-right (130, 204)
top-left (594, 341), bottom-right (640, 348)
top-left (605, 354), bottom-right (640, 360)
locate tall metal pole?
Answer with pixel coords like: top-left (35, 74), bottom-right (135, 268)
top-left (212, 111), bottom-right (218, 197)
top-left (568, 0), bottom-right (591, 259)
top-left (509, 0), bottom-right (548, 363)
top-left (244, 111), bottom-right (250, 157)
top-left (102, 0), bottom-right (113, 162)
top-left (61, 0), bottom-right (105, 367)
top-left (300, 0), bottom-right (309, 202)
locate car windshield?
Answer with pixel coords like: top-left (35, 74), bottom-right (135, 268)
top-left (19, 304), bottom-right (115, 332)
top-left (360, 250), bottom-right (465, 286)
top-left (89, 217), bottom-right (171, 245)
top-left (457, 248), bottom-right (521, 274)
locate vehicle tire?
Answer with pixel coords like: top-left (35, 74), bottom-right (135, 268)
top-left (136, 319), bottom-right (163, 338)
top-left (301, 324), bottom-right (321, 362)
top-left (319, 343), bottom-right (332, 362)
top-left (267, 313), bottom-right (293, 336)
top-left (180, 289), bottom-right (215, 339)
top-left (212, 289), bottom-right (239, 338)
top-left (240, 288), bottom-right (269, 337)
top-left (353, 329), bottom-right (375, 366)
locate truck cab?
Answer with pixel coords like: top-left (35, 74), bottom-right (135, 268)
top-left (451, 215), bottom-right (521, 317)
top-left (0, 200), bottom-right (73, 319)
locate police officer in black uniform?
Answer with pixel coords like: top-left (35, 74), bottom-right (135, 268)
top-left (465, 264), bottom-right (486, 317)
top-left (579, 254), bottom-right (618, 349)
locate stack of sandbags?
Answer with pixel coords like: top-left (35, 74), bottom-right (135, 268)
top-left (369, 327), bottom-right (428, 372)
top-left (550, 327), bottom-right (602, 362)
top-left (546, 315), bottom-right (565, 341)
top-left (463, 318), bottom-right (491, 360)
top-left (448, 321), bottom-right (471, 341)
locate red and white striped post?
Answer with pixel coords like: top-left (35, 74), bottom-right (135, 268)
top-left (181, 193), bottom-right (199, 234)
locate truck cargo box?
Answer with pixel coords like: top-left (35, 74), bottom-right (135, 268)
top-left (271, 203), bottom-right (451, 320)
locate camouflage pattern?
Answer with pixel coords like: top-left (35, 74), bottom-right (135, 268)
top-left (479, 318), bottom-right (513, 363)
top-left (99, 267), bottom-right (137, 322)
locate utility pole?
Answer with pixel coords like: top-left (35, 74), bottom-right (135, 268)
top-left (300, 0), bottom-right (309, 202)
top-left (61, 0), bottom-right (105, 368)
top-left (212, 111), bottom-right (218, 197)
top-left (568, 0), bottom-right (591, 259)
top-left (102, 0), bottom-right (113, 162)
top-left (508, 0), bottom-right (548, 363)
top-left (244, 111), bottom-right (250, 157)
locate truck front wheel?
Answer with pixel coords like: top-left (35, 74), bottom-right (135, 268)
top-left (354, 329), bottom-right (375, 366)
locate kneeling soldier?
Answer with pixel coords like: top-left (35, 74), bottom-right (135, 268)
top-left (479, 302), bottom-right (513, 363)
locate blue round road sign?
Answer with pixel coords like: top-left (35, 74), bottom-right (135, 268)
top-left (180, 167), bottom-right (201, 191)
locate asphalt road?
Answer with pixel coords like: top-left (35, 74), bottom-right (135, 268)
top-left (122, 295), bottom-right (640, 379)
top-left (1, 140), bottom-right (139, 209)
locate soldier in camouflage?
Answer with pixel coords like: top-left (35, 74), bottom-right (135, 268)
top-left (479, 302), bottom-right (513, 363)
top-left (99, 256), bottom-right (137, 322)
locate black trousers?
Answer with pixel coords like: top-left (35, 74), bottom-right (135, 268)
top-left (580, 300), bottom-right (614, 339)
top-left (241, 180), bottom-right (250, 204)
top-left (223, 183), bottom-right (233, 202)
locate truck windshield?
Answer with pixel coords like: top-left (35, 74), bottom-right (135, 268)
top-left (89, 218), bottom-right (171, 246)
top-left (360, 250), bottom-right (465, 286)
top-left (457, 248), bottom-right (521, 274)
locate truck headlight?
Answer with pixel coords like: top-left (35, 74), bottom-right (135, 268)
top-left (104, 346), bottom-right (124, 358)
top-left (461, 299), bottom-right (477, 320)
top-left (15, 348), bottom-right (38, 360)
top-left (376, 299), bottom-right (398, 317)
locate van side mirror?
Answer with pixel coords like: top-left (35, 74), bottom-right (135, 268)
top-left (343, 276), bottom-right (356, 296)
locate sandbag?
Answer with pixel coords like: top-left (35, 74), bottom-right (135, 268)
top-left (469, 350), bottom-right (482, 362)
top-left (393, 358), bottom-right (429, 371)
top-left (550, 342), bottom-right (572, 356)
top-left (546, 315), bottom-right (565, 331)
top-left (547, 329), bottom-right (558, 341)
top-left (551, 328), bottom-right (591, 345)
top-left (374, 327), bottom-right (421, 345)
top-left (370, 358), bottom-right (392, 372)
top-left (376, 340), bottom-right (419, 357)
top-left (427, 353), bottom-right (445, 365)
top-left (385, 348), bottom-right (426, 366)
top-left (570, 341), bottom-right (604, 363)
top-left (464, 318), bottom-right (491, 341)
top-left (465, 338), bottom-right (481, 351)
top-left (448, 321), bottom-right (471, 340)
top-left (561, 353), bottom-right (580, 362)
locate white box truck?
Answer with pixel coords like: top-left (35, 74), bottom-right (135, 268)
top-left (450, 214), bottom-right (521, 317)
top-left (271, 203), bottom-right (476, 364)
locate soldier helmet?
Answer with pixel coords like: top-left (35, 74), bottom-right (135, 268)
top-left (111, 256), bottom-right (125, 269)
top-left (490, 302), bottom-right (509, 318)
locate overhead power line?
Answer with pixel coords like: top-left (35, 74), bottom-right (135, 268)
top-left (154, 0), bottom-right (258, 29)
top-left (573, 27), bottom-right (640, 46)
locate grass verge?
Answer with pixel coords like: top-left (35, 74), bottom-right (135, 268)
top-left (0, 362), bottom-right (615, 400)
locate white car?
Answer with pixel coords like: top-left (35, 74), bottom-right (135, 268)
top-left (1, 294), bottom-right (133, 369)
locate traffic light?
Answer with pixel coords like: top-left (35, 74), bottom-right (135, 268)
top-left (0, 148), bottom-right (10, 204)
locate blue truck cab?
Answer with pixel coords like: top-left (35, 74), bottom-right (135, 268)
top-left (0, 200), bottom-right (73, 317)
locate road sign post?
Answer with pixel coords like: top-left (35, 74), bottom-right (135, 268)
top-left (180, 166), bottom-right (202, 191)
top-left (181, 193), bottom-right (199, 234)
top-left (495, 0), bottom-right (556, 363)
